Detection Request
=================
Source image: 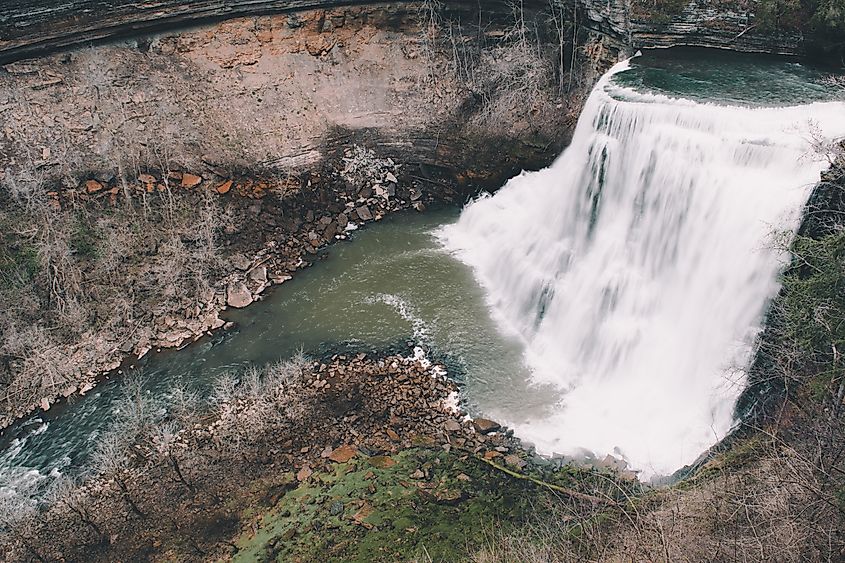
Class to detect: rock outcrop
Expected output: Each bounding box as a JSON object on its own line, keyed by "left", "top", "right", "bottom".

{"left": 578, "top": 0, "right": 803, "bottom": 56}
{"left": 0, "top": 0, "right": 811, "bottom": 66}
{"left": 1, "top": 0, "right": 529, "bottom": 63}
{"left": 0, "top": 0, "right": 370, "bottom": 62}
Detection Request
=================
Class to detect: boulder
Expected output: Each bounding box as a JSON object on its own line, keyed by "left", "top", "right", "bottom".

{"left": 368, "top": 456, "right": 396, "bottom": 469}
{"left": 181, "top": 173, "right": 202, "bottom": 188}
{"left": 356, "top": 205, "right": 373, "bottom": 221}
{"left": 271, "top": 273, "right": 293, "bottom": 285}
{"left": 216, "top": 180, "right": 233, "bottom": 194}
{"left": 328, "top": 445, "right": 358, "bottom": 463}
{"left": 296, "top": 466, "right": 313, "bottom": 482}
{"left": 599, "top": 454, "right": 628, "bottom": 472}
{"left": 504, "top": 454, "right": 527, "bottom": 469}
{"left": 249, "top": 266, "right": 267, "bottom": 284}
{"left": 472, "top": 418, "right": 501, "bottom": 434}
{"left": 85, "top": 179, "right": 104, "bottom": 193}
{"left": 323, "top": 221, "right": 338, "bottom": 240}
{"left": 226, "top": 282, "right": 253, "bottom": 308}
{"left": 231, "top": 254, "right": 252, "bottom": 271}
{"left": 444, "top": 419, "right": 462, "bottom": 432}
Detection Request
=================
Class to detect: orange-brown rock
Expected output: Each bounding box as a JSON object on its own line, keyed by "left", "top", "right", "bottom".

{"left": 181, "top": 173, "right": 202, "bottom": 188}
{"left": 305, "top": 36, "right": 334, "bottom": 57}
{"left": 296, "top": 466, "right": 313, "bottom": 482}
{"left": 353, "top": 502, "right": 373, "bottom": 526}
{"left": 328, "top": 445, "right": 357, "bottom": 463}
{"left": 216, "top": 180, "right": 233, "bottom": 194}
{"left": 85, "top": 179, "right": 103, "bottom": 193}
{"left": 368, "top": 456, "right": 396, "bottom": 469}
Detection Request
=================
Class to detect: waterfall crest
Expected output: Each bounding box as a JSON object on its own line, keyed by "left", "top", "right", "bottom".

{"left": 439, "top": 60, "right": 845, "bottom": 478}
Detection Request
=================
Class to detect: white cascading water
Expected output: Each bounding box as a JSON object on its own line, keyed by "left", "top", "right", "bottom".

{"left": 440, "top": 60, "right": 845, "bottom": 479}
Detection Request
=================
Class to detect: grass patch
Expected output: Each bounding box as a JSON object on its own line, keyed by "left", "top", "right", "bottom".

{"left": 232, "top": 448, "right": 574, "bottom": 562}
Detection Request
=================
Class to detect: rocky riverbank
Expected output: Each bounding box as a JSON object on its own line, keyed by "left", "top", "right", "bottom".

{"left": 0, "top": 146, "right": 467, "bottom": 429}
{"left": 0, "top": 347, "right": 639, "bottom": 562}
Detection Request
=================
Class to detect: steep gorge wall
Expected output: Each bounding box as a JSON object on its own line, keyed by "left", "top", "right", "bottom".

{"left": 1, "top": 0, "right": 551, "bottom": 63}
{"left": 578, "top": 0, "right": 803, "bottom": 56}
{"left": 1, "top": 0, "right": 806, "bottom": 64}
{"left": 0, "top": 1, "right": 387, "bottom": 62}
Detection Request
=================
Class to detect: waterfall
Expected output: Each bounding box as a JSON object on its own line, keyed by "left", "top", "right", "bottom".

{"left": 439, "top": 60, "right": 845, "bottom": 478}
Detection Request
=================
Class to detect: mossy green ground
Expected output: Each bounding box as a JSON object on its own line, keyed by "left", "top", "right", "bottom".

{"left": 233, "top": 448, "right": 558, "bottom": 562}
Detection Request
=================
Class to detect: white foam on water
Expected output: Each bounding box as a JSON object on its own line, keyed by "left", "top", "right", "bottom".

{"left": 368, "top": 293, "right": 432, "bottom": 343}
{"left": 439, "top": 60, "right": 845, "bottom": 479}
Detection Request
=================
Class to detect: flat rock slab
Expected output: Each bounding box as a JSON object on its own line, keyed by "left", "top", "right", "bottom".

{"left": 328, "top": 444, "right": 358, "bottom": 463}
{"left": 472, "top": 418, "right": 500, "bottom": 434}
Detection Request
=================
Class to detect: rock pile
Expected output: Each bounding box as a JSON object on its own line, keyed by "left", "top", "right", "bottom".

{"left": 185, "top": 348, "right": 529, "bottom": 480}
{"left": 288, "top": 351, "right": 527, "bottom": 475}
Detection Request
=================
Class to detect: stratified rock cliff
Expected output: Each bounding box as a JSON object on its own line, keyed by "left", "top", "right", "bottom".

{"left": 578, "top": 0, "right": 803, "bottom": 56}
{"left": 0, "top": 0, "right": 810, "bottom": 63}
{"left": 0, "top": 0, "right": 403, "bottom": 62}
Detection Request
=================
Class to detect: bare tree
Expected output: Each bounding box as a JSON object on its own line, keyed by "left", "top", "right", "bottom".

{"left": 151, "top": 420, "right": 193, "bottom": 491}
{"left": 0, "top": 478, "right": 48, "bottom": 562}
{"left": 46, "top": 475, "right": 107, "bottom": 544}
{"left": 89, "top": 428, "right": 145, "bottom": 519}
{"left": 168, "top": 381, "right": 201, "bottom": 425}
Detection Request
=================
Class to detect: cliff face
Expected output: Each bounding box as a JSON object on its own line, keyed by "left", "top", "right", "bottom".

{"left": 578, "top": 0, "right": 803, "bottom": 56}
{"left": 1, "top": 0, "right": 808, "bottom": 64}
{"left": 0, "top": 0, "right": 414, "bottom": 62}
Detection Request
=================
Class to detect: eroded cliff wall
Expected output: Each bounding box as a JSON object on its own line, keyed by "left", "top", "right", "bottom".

{"left": 0, "top": 1, "right": 385, "bottom": 62}
{"left": 578, "top": 0, "right": 803, "bottom": 56}
{"left": 1, "top": 0, "right": 809, "bottom": 65}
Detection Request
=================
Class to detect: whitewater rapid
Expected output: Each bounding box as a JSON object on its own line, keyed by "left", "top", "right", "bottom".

{"left": 439, "top": 60, "right": 845, "bottom": 478}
